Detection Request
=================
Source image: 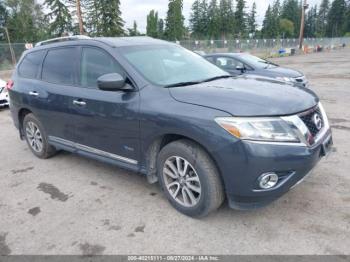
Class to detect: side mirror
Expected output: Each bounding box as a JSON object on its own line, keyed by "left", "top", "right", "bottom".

{"left": 236, "top": 65, "right": 246, "bottom": 72}
{"left": 97, "top": 73, "right": 132, "bottom": 91}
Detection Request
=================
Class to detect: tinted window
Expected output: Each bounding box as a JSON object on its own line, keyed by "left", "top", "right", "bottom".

{"left": 81, "top": 47, "right": 123, "bottom": 88}
{"left": 19, "top": 51, "right": 45, "bottom": 79}
{"left": 42, "top": 48, "right": 77, "bottom": 85}
{"left": 216, "top": 57, "right": 244, "bottom": 70}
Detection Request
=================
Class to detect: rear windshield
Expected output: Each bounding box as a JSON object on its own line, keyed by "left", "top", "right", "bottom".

{"left": 18, "top": 50, "right": 46, "bottom": 79}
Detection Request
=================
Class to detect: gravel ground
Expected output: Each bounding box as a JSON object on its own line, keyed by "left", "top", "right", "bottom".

{"left": 0, "top": 49, "right": 349, "bottom": 255}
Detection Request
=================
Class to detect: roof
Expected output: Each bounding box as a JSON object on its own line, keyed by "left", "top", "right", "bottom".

{"left": 95, "top": 36, "right": 171, "bottom": 47}
{"left": 34, "top": 36, "right": 172, "bottom": 49}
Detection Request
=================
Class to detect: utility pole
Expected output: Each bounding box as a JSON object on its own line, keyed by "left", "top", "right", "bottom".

{"left": 76, "top": 0, "right": 84, "bottom": 35}
{"left": 4, "top": 27, "right": 16, "bottom": 66}
{"left": 298, "top": 0, "right": 309, "bottom": 49}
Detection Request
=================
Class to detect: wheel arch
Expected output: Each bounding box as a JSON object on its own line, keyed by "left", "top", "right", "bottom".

{"left": 18, "top": 108, "right": 33, "bottom": 139}
{"left": 144, "top": 133, "right": 223, "bottom": 186}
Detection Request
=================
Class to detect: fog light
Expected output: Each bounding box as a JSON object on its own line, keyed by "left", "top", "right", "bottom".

{"left": 259, "top": 173, "right": 279, "bottom": 189}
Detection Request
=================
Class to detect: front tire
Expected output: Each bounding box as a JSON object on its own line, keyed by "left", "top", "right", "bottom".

{"left": 157, "top": 139, "right": 224, "bottom": 218}
{"left": 23, "top": 113, "right": 56, "bottom": 159}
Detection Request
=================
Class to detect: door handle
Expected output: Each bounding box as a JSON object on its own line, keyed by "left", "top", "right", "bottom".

{"left": 29, "top": 91, "right": 39, "bottom": 96}
{"left": 73, "top": 100, "right": 86, "bottom": 106}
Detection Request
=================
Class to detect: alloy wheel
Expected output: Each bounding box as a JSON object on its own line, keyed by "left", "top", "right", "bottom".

{"left": 25, "top": 121, "right": 43, "bottom": 153}
{"left": 162, "top": 156, "right": 202, "bottom": 207}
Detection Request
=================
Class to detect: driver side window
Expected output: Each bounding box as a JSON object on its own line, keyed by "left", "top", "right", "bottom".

{"left": 81, "top": 47, "right": 123, "bottom": 88}
{"left": 216, "top": 57, "right": 244, "bottom": 70}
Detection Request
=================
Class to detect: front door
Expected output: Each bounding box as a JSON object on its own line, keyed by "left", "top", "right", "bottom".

{"left": 67, "top": 46, "right": 140, "bottom": 166}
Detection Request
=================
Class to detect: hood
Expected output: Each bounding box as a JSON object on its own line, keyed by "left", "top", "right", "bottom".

{"left": 169, "top": 77, "right": 318, "bottom": 116}
{"left": 264, "top": 66, "right": 303, "bottom": 78}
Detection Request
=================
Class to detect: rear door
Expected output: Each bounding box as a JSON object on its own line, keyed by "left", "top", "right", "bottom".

{"left": 66, "top": 46, "right": 140, "bottom": 166}
{"left": 37, "top": 47, "right": 80, "bottom": 142}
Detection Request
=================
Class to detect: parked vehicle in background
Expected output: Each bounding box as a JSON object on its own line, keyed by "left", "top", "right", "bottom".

{"left": 0, "top": 79, "right": 9, "bottom": 107}
{"left": 205, "top": 53, "right": 309, "bottom": 88}
{"left": 8, "top": 36, "right": 332, "bottom": 218}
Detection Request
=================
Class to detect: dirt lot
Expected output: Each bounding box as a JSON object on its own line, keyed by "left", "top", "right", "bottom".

{"left": 0, "top": 49, "right": 350, "bottom": 255}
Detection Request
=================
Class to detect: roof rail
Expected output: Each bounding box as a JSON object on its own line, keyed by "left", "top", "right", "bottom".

{"left": 35, "top": 35, "right": 91, "bottom": 47}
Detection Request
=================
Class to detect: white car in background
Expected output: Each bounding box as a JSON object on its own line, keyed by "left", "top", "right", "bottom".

{"left": 0, "top": 79, "right": 9, "bottom": 107}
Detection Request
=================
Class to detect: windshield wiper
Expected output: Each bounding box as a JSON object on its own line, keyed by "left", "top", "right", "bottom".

{"left": 164, "top": 81, "right": 201, "bottom": 88}
{"left": 200, "top": 75, "right": 231, "bottom": 83}
{"left": 164, "top": 75, "right": 231, "bottom": 88}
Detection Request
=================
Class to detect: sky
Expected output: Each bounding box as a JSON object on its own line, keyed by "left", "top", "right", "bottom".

{"left": 121, "top": 0, "right": 322, "bottom": 33}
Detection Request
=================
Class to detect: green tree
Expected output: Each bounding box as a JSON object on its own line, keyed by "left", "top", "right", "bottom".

{"left": 147, "top": 10, "right": 158, "bottom": 37}
{"left": 281, "top": 0, "right": 301, "bottom": 37}
{"left": 44, "top": 0, "right": 71, "bottom": 37}
{"left": 262, "top": 5, "right": 274, "bottom": 38}
{"left": 5, "top": 0, "right": 48, "bottom": 42}
{"left": 165, "top": 0, "right": 185, "bottom": 40}
{"left": 207, "top": 0, "right": 220, "bottom": 39}
{"left": 316, "top": 0, "right": 329, "bottom": 37}
{"left": 327, "top": 0, "right": 347, "bottom": 37}
{"left": 234, "top": 0, "right": 247, "bottom": 37}
{"left": 128, "top": 21, "right": 140, "bottom": 36}
{"left": 158, "top": 18, "right": 164, "bottom": 39}
{"left": 84, "top": 0, "right": 124, "bottom": 37}
{"left": 247, "top": 2, "right": 257, "bottom": 37}
{"left": 190, "top": 0, "right": 201, "bottom": 37}
{"left": 280, "top": 18, "right": 294, "bottom": 38}
{"left": 0, "top": 1, "right": 8, "bottom": 42}
{"left": 305, "top": 5, "right": 317, "bottom": 37}
{"left": 271, "top": 0, "right": 281, "bottom": 37}
{"left": 219, "top": 0, "right": 234, "bottom": 38}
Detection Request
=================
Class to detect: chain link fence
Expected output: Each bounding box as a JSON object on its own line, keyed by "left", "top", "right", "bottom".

{"left": 0, "top": 37, "right": 349, "bottom": 78}
{"left": 178, "top": 37, "right": 350, "bottom": 57}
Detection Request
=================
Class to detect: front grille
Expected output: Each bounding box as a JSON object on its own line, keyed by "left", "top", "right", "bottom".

{"left": 0, "top": 99, "right": 8, "bottom": 105}
{"left": 299, "top": 106, "right": 324, "bottom": 137}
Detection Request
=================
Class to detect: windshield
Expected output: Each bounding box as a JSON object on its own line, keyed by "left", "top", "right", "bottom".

{"left": 121, "top": 45, "right": 229, "bottom": 86}
{"left": 238, "top": 54, "right": 277, "bottom": 69}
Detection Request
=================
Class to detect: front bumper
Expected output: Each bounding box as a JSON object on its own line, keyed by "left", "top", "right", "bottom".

{"left": 222, "top": 129, "right": 332, "bottom": 210}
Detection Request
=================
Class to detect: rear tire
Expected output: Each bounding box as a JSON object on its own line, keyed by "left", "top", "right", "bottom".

{"left": 157, "top": 139, "right": 224, "bottom": 218}
{"left": 23, "top": 113, "right": 56, "bottom": 159}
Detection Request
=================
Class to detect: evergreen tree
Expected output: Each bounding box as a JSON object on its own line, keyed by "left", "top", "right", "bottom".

{"left": 262, "top": 5, "right": 274, "bottom": 38}
{"left": 165, "top": 0, "right": 185, "bottom": 40}
{"left": 327, "top": 0, "right": 347, "bottom": 37}
{"left": 235, "top": 0, "right": 247, "bottom": 37}
{"left": 219, "top": 0, "right": 234, "bottom": 39}
{"left": 344, "top": 2, "right": 350, "bottom": 34}
{"left": 44, "top": 0, "right": 72, "bottom": 37}
{"left": 128, "top": 21, "right": 140, "bottom": 36}
{"left": 158, "top": 18, "right": 164, "bottom": 39}
{"left": 271, "top": 0, "right": 281, "bottom": 37}
{"left": 281, "top": 0, "right": 301, "bottom": 37}
{"left": 207, "top": 0, "right": 220, "bottom": 39}
{"left": 305, "top": 5, "right": 317, "bottom": 37}
{"left": 0, "top": 1, "right": 8, "bottom": 42}
{"left": 247, "top": 2, "right": 257, "bottom": 37}
{"left": 147, "top": 10, "right": 158, "bottom": 38}
{"left": 84, "top": 0, "right": 124, "bottom": 37}
{"left": 5, "top": 0, "right": 48, "bottom": 42}
{"left": 316, "top": 0, "right": 329, "bottom": 37}
{"left": 190, "top": 0, "right": 201, "bottom": 38}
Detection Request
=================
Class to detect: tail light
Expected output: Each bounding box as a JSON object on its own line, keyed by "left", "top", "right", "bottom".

{"left": 6, "top": 80, "right": 14, "bottom": 90}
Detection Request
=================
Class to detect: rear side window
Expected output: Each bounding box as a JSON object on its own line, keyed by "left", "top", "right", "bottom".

{"left": 18, "top": 51, "right": 45, "bottom": 79}
{"left": 81, "top": 47, "right": 123, "bottom": 88}
{"left": 42, "top": 48, "right": 78, "bottom": 85}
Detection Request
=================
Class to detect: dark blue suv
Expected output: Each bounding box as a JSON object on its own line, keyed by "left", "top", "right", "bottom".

{"left": 8, "top": 36, "right": 333, "bottom": 217}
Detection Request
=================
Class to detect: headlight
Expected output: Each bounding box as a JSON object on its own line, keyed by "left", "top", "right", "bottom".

{"left": 276, "top": 77, "right": 294, "bottom": 83}
{"left": 215, "top": 117, "right": 302, "bottom": 143}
